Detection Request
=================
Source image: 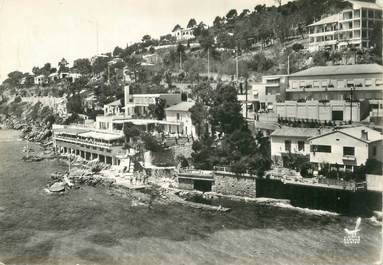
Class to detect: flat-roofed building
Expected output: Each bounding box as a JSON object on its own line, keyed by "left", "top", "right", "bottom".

{"left": 125, "top": 93, "right": 182, "bottom": 118}
{"left": 308, "top": 0, "right": 382, "bottom": 52}
{"left": 52, "top": 124, "right": 126, "bottom": 166}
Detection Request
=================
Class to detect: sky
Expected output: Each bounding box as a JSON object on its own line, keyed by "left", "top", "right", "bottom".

{"left": 0, "top": 0, "right": 284, "bottom": 81}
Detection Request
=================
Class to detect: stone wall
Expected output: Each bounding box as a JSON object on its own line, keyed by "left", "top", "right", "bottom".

{"left": 212, "top": 172, "right": 257, "bottom": 198}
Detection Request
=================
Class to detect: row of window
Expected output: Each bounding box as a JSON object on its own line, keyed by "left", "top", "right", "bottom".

{"left": 285, "top": 142, "right": 362, "bottom": 156}
{"left": 284, "top": 140, "right": 305, "bottom": 152}
{"left": 290, "top": 79, "right": 383, "bottom": 90}
{"left": 342, "top": 9, "right": 382, "bottom": 20}
{"left": 309, "top": 145, "right": 355, "bottom": 155}
{"left": 310, "top": 19, "right": 379, "bottom": 34}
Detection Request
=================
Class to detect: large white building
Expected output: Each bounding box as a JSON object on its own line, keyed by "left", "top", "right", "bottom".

{"left": 277, "top": 64, "right": 383, "bottom": 122}
{"left": 164, "top": 101, "right": 196, "bottom": 138}
{"left": 308, "top": 0, "right": 382, "bottom": 52}
{"left": 309, "top": 126, "right": 382, "bottom": 171}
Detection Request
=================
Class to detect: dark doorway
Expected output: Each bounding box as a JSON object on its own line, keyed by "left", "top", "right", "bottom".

{"left": 193, "top": 180, "right": 212, "bottom": 192}
{"left": 332, "top": 110, "right": 343, "bottom": 121}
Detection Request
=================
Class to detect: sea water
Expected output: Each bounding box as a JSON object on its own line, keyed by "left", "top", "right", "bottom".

{"left": 0, "top": 129, "right": 380, "bottom": 265}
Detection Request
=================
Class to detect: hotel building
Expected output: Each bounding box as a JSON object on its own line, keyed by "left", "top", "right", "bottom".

{"left": 307, "top": 0, "right": 382, "bottom": 52}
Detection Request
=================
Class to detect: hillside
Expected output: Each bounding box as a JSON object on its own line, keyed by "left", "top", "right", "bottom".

{"left": 0, "top": 0, "right": 381, "bottom": 120}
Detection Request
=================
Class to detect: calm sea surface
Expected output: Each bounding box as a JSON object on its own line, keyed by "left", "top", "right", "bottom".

{"left": 0, "top": 129, "right": 381, "bottom": 265}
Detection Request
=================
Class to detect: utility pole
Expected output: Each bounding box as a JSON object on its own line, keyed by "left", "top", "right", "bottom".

{"left": 245, "top": 77, "right": 248, "bottom": 120}
{"left": 287, "top": 54, "right": 290, "bottom": 75}
{"left": 107, "top": 64, "right": 110, "bottom": 84}
{"left": 235, "top": 49, "right": 239, "bottom": 81}
{"left": 207, "top": 48, "right": 210, "bottom": 79}
{"left": 350, "top": 84, "right": 354, "bottom": 123}
{"left": 179, "top": 51, "right": 182, "bottom": 70}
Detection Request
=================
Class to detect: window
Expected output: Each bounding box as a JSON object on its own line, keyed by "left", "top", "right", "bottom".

{"left": 343, "top": 146, "right": 355, "bottom": 156}
{"left": 373, "top": 146, "right": 377, "bottom": 156}
{"left": 368, "top": 10, "right": 374, "bottom": 18}
{"left": 365, "top": 79, "right": 373, "bottom": 87}
{"left": 376, "top": 10, "right": 382, "bottom": 19}
{"left": 298, "top": 141, "right": 305, "bottom": 151}
{"left": 285, "top": 140, "right": 291, "bottom": 152}
{"left": 311, "top": 145, "right": 332, "bottom": 153}
{"left": 176, "top": 113, "right": 180, "bottom": 120}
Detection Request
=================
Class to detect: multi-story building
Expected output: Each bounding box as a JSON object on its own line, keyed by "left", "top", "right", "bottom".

{"left": 309, "top": 126, "right": 382, "bottom": 171}
{"left": 164, "top": 101, "right": 196, "bottom": 138}
{"left": 287, "top": 64, "right": 383, "bottom": 101}
{"left": 125, "top": 93, "right": 182, "bottom": 118}
{"left": 52, "top": 124, "right": 126, "bottom": 166}
{"left": 308, "top": 0, "right": 382, "bottom": 52}
{"left": 276, "top": 63, "right": 383, "bottom": 122}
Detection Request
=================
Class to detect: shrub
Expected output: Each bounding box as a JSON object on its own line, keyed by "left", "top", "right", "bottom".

{"left": 176, "top": 155, "right": 189, "bottom": 168}
{"left": 141, "top": 133, "right": 164, "bottom": 152}
{"left": 292, "top": 43, "right": 304, "bottom": 52}
{"left": 13, "top": 96, "right": 22, "bottom": 103}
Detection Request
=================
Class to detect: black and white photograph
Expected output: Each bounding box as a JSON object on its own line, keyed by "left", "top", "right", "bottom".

{"left": 0, "top": 0, "right": 382, "bottom": 264}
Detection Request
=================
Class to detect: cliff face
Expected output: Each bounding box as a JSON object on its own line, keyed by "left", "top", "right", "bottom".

{"left": 0, "top": 98, "right": 60, "bottom": 143}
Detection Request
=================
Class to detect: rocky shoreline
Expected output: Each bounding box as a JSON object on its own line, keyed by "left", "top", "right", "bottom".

{"left": 2, "top": 116, "right": 53, "bottom": 143}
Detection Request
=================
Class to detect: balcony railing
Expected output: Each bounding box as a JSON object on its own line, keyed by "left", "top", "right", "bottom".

{"left": 54, "top": 135, "right": 122, "bottom": 149}
{"left": 342, "top": 155, "right": 356, "bottom": 161}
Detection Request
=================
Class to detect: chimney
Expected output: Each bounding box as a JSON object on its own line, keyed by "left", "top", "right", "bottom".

{"left": 361, "top": 129, "right": 368, "bottom": 141}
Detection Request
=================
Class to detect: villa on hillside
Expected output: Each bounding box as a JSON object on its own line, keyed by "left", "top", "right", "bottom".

{"left": 164, "top": 101, "right": 197, "bottom": 138}
{"left": 103, "top": 99, "right": 123, "bottom": 116}
{"left": 171, "top": 24, "right": 196, "bottom": 42}
{"left": 34, "top": 75, "right": 48, "bottom": 85}
{"left": 124, "top": 93, "right": 182, "bottom": 118}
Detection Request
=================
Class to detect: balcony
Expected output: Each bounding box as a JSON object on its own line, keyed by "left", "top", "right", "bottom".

{"left": 342, "top": 155, "right": 356, "bottom": 162}
{"left": 54, "top": 135, "right": 122, "bottom": 149}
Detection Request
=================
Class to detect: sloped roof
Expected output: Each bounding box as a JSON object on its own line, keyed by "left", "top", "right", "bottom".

{"left": 165, "top": 101, "right": 195, "bottom": 112}
{"left": 271, "top": 127, "right": 331, "bottom": 138}
{"left": 308, "top": 14, "right": 339, "bottom": 27}
{"left": 309, "top": 126, "right": 382, "bottom": 143}
{"left": 172, "top": 24, "right": 183, "bottom": 32}
{"left": 105, "top": 99, "right": 122, "bottom": 106}
{"left": 339, "top": 126, "right": 382, "bottom": 143}
{"left": 290, "top": 64, "right": 383, "bottom": 77}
